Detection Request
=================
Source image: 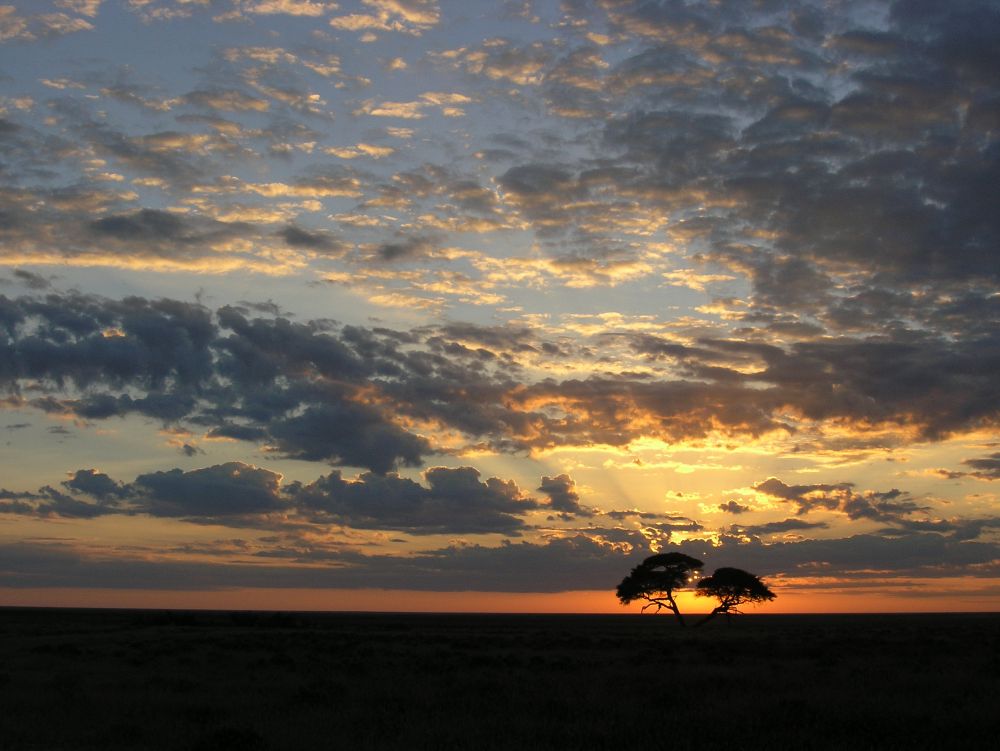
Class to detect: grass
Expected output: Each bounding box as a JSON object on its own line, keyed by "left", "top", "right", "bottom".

{"left": 1, "top": 609, "right": 998, "bottom": 749}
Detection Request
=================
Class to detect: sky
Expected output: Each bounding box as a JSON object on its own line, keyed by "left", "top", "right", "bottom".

{"left": 1, "top": 0, "right": 998, "bottom": 614}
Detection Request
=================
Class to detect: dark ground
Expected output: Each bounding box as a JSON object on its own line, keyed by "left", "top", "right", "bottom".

{"left": 1, "top": 608, "right": 998, "bottom": 750}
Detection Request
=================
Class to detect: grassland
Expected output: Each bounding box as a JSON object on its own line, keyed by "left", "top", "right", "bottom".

{"left": 1, "top": 608, "right": 997, "bottom": 750}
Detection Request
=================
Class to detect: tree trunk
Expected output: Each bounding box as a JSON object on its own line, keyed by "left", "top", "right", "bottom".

{"left": 695, "top": 607, "right": 724, "bottom": 627}
{"left": 667, "top": 594, "right": 687, "bottom": 627}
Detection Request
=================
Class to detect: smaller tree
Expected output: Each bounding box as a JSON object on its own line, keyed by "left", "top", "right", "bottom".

{"left": 694, "top": 567, "right": 775, "bottom": 626}
{"left": 616, "top": 552, "right": 703, "bottom": 626}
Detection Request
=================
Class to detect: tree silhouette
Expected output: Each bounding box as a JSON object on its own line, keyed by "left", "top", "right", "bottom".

{"left": 616, "top": 552, "right": 703, "bottom": 626}
{"left": 695, "top": 567, "right": 775, "bottom": 626}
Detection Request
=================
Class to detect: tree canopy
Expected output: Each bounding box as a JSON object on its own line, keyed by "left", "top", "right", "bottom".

{"left": 615, "top": 552, "right": 704, "bottom": 626}
{"left": 695, "top": 567, "right": 776, "bottom": 626}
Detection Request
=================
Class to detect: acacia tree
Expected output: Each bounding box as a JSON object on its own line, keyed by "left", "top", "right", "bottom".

{"left": 616, "top": 552, "right": 704, "bottom": 626}
{"left": 694, "top": 567, "right": 775, "bottom": 626}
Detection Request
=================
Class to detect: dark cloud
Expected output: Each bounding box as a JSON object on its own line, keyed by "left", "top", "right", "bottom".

{"left": 278, "top": 225, "right": 343, "bottom": 254}
{"left": 294, "top": 465, "right": 537, "bottom": 535}
{"left": 430, "top": 322, "right": 540, "bottom": 355}
{"left": 88, "top": 209, "right": 253, "bottom": 260}
{"left": 36, "top": 485, "right": 118, "bottom": 519}
{"left": 537, "top": 474, "right": 591, "bottom": 516}
{"left": 268, "top": 403, "right": 430, "bottom": 474}
{"left": 3, "top": 458, "right": 543, "bottom": 536}
{"left": 841, "top": 489, "right": 927, "bottom": 523}
{"left": 3, "top": 291, "right": 999, "bottom": 472}
{"left": 206, "top": 423, "right": 268, "bottom": 442}
{"left": 442, "top": 0, "right": 1000, "bottom": 349}
{"left": 180, "top": 443, "right": 201, "bottom": 457}
{"left": 45, "top": 98, "right": 210, "bottom": 186}
{"left": 730, "top": 518, "right": 830, "bottom": 536}
{"left": 0, "top": 482, "right": 120, "bottom": 520}
{"left": 0, "top": 498, "right": 36, "bottom": 515}
{"left": 215, "top": 306, "right": 369, "bottom": 385}
{"left": 132, "top": 462, "right": 286, "bottom": 518}
{"left": 754, "top": 477, "right": 850, "bottom": 515}
{"left": 11, "top": 269, "right": 50, "bottom": 289}
{"left": 374, "top": 234, "right": 440, "bottom": 262}
{"left": 62, "top": 469, "right": 127, "bottom": 500}
{"left": 754, "top": 477, "right": 928, "bottom": 524}
{"left": 880, "top": 516, "right": 1000, "bottom": 542}
{"left": 4, "top": 293, "right": 215, "bottom": 397}
{"left": 719, "top": 501, "right": 751, "bottom": 514}
{"left": 961, "top": 452, "right": 1000, "bottom": 480}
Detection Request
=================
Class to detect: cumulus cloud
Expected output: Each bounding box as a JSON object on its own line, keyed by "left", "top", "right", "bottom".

{"left": 4, "top": 458, "right": 547, "bottom": 536}
{"left": 294, "top": 465, "right": 537, "bottom": 534}
{"left": 537, "top": 474, "right": 591, "bottom": 516}
{"left": 62, "top": 468, "right": 127, "bottom": 500}
{"left": 268, "top": 403, "right": 430, "bottom": 474}
{"left": 132, "top": 462, "right": 287, "bottom": 518}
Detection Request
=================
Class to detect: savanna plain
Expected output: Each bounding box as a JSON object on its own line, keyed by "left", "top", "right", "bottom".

{"left": 1, "top": 608, "right": 998, "bottom": 750}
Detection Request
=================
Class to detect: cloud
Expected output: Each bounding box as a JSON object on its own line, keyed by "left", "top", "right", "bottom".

{"left": 373, "top": 233, "right": 439, "bottom": 262}
{"left": 267, "top": 403, "right": 430, "bottom": 473}
{"left": 753, "top": 478, "right": 929, "bottom": 524}
{"left": 3, "top": 457, "right": 546, "bottom": 536}
{"left": 329, "top": 0, "right": 439, "bottom": 35}
{"left": 195, "top": 173, "right": 362, "bottom": 198}
{"left": 4, "top": 293, "right": 215, "bottom": 392}
{"left": 0, "top": 6, "right": 93, "bottom": 42}
{"left": 0, "top": 480, "right": 120, "bottom": 519}
{"left": 294, "top": 465, "right": 537, "bottom": 534}
{"left": 62, "top": 469, "right": 127, "bottom": 500}
{"left": 728, "top": 518, "right": 830, "bottom": 536}
{"left": 10, "top": 269, "right": 50, "bottom": 289}
{"left": 240, "top": 1, "right": 336, "bottom": 17}
{"left": 55, "top": 1, "right": 103, "bottom": 18}
{"left": 278, "top": 224, "right": 343, "bottom": 254}
{"left": 537, "top": 474, "right": 590, "bottom": 516}
{"left": 352, "top": 99, "right": 426, "bottom": 119}
{"left": 718, "top": 500, "right": 751, "bottom": 514}
{"left": 3, "top": 528, "right": 998, "bottom": 593}
{"left": 88, "top": 209, "right": 253, "bottom": 259}
{"left": 3, "top": 291, "right": 999, "bottom": 473}
{"left": 753, "top": 477, "right": 850, "bottom": 515}
{"left": 435, "top": 39, "right": 551, "bottom": 85}
{"left": 183, "top": 89, "right": 270, "bottom": 112}
{"left": 961, "top": 452, "right": 1000, "bottom": 481}
{"left": 133, "top": 462, "right": 287, "bottom": 518}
